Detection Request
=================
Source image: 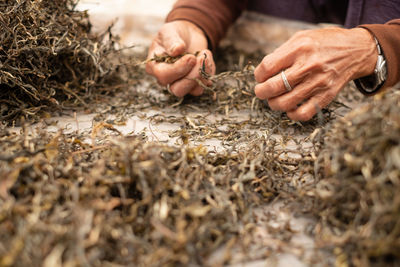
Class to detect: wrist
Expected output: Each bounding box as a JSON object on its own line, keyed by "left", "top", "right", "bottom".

{"left": 354, "top": 33, "right": 387, "bottom": 94}
{"left": 350, "top": 28, "right": 379, "bottom": 79}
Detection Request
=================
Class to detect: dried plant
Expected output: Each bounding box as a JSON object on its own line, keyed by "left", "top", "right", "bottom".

{"left": 0, "top": 0, "right": 128, "bottom": 123}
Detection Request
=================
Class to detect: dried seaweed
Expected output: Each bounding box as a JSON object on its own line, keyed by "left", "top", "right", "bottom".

{"left": 304, "top": 92, "right": 400, "bottom": 266}
{"left": 0, "top": 118, "right": 316, "bottom": 266}
{"left": 0, "top": 0, "right": 130, "bottom": 123}
{"left": 0, "top": 41, "right": 334, "bottom": 266}
{"left": 1, "top": 2, "right": 394, "bottom": 264}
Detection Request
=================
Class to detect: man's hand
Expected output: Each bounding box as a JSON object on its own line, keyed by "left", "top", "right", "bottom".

{"left": 146, "top": 20, "right": 216, "bottom": 97}
{"left": 254, "top": 27, "right": 378, "bottom": 121}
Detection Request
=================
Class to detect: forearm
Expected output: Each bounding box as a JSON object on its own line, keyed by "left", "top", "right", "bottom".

{"left": 166, "top": 0, "right": 248, "bottom": 50}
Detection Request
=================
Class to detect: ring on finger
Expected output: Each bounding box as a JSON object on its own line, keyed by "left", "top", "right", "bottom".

{"left": 281, "top": 70, "right": 293, "bottom": 92}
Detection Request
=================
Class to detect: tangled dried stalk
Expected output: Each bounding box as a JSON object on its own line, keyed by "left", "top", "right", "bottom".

{"left": 0, "top": 120, "right": 314, "bottom": 266}
{"left": 2, "top": 4, "right": 396, "bottom": 263}
{"left": 308, "top": 92, "right": 400, "bottom": 265}
{"left": 0, "top": 0, "right": 127, "bottom": 123}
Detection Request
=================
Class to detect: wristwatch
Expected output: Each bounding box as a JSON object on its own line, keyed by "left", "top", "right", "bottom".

{"left": 354, "top": 37, "right": 387, "bottom": 94}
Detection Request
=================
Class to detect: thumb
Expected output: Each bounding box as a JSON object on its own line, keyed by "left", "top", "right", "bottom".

{"left": 160, "top": 25, "right": 187, "bottom": 57}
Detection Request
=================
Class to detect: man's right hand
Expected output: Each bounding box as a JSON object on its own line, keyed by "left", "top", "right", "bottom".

{"left": 146, "top": 20, "right": 215, "bottom": 97}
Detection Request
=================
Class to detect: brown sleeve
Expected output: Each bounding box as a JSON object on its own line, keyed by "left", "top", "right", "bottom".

{"left": 166, "top": 0, "right": 248, "bottom": 50}
{"left": 360, "top": 19, "right": 400, "bottom": 90}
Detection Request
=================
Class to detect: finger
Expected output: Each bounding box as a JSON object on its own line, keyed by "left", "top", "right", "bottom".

{"left": 160, "top": 25, "right": 187, "bottom": 56}
{"left": 170, "top": 49, "right": 215, "bottom": 97}
{"left": 145, "top": 43, "right": 166, "bottom": 75}
{"left": 170, "top": 55, "right": 204, "bottom": 97}
{"left": 199, "top": 49, "right": 216, "bottom": 77}
{"left": 190, "top": 86, "right": 204, "bottom": 96}
{"left": 254, "top": 35, "right": 313, "bottom": 83}
{"left": 189, "top": 78, "right": 213, "bottom": 96}
{"left": 267, "top": 76, "right": 328, "bottom": 112}
{"left": 189, "top": 50, "right": 215, "bottom": 96}
{"left": 254, "top": 49, "right": 297, "bottom": 83}
{"left": 170, "top": 76, "right": 198, "bottom": 97}
{"left": 266, "top": 70, "right": 339, "bottom": 112}
{"left": 286, "top": 90, "right": 337, "bottom": 121}
{"left": 254, "top": 67, "right": 305, "bottom": 100}
{"left": 147, "top": 54, "right": 197, "bottom": 86}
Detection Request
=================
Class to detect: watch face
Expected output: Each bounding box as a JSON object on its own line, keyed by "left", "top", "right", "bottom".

{"left": 376, "top": 55, "right": 387, "bottom": 85}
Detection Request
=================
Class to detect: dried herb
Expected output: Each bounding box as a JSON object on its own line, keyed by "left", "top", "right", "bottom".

{"left": 1, "top": 2, "right": 396, "bottom": 265}
{"left": 302, "top": 92, "right": 400, "bottom": 266}
{"left": 0, "top": 119, "right": 317, "bottom": 266}
{"left": 0, "top": 0, "right": 131, "bottom": 123}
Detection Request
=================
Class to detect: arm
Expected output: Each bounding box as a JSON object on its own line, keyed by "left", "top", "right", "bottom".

{"left": 166, "top": 0, "right": 248, "bottom": 50}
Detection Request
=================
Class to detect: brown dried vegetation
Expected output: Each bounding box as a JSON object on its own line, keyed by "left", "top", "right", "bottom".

{"left": 0, "top": 1, "right": 399, "bottom": 266}
{"left": 0, "top": 0, "right": 126, "bottom": 123}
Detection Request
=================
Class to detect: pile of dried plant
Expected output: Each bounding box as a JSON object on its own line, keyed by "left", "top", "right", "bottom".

{"left": 0, "top": 118, "right": 316, "bottom": 266}
{"left": 0, "top": 4, "right": 381, "bottom": 263}
{"left": 0, "top": 0, "right": 127, "bottom": 123}
{"left": 307, "top": 92, "right": 400, "bottom": 265}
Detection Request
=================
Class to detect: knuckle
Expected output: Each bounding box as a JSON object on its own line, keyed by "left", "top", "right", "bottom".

{"left": 302, "top": 59, "right": 323, "bottom": 75}
{"left": 310, "top": 59, "right": 324, "bottom": 71}
{"left": 315, "top": 78, "right": 329, "bottom": 88}
{"left": 296, "top": 36, "right": 317, "bottom": 53}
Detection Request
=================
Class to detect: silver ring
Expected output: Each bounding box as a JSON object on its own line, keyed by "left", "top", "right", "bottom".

{"left": 281, "top": 70, "right": 292, "bottom": 92}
